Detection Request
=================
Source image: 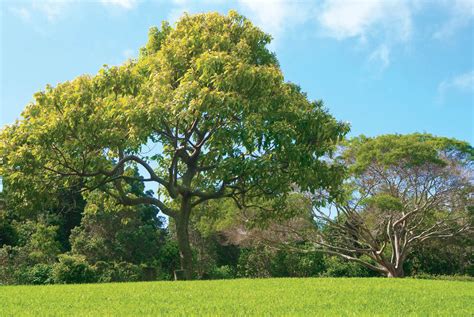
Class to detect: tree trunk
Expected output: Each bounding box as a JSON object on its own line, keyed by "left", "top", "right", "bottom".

{"left": 386, "top": 266, "right": 405, "bottom": 278}
{"left": 174, "top": 200, "right": 193, "bottom": 280}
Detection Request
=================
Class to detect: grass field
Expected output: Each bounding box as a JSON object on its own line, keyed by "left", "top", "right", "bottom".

{"left": 1, "top": 278, "right": 473, "bottom": 316}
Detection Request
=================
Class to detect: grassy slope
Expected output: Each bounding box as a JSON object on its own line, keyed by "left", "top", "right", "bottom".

{"left": 1, "top": 278, "right": 473, "bottom": 316}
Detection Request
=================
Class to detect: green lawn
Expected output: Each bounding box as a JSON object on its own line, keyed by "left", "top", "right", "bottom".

{"left": 1, "top": 278, "right": 473, "bottom": 316}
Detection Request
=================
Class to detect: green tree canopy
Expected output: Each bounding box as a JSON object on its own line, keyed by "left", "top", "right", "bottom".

{"left": 1, "top": 11, "right": 348, "bottom": 279}
{"left": 310, "top": 133, "right": 473, "bottom": 277}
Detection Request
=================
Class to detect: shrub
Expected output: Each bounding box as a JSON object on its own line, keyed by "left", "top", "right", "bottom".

{"left": 322, "top": 256, "right": 377, "bottom": 277}
{"left": 111, "top": 262, "right": 143, "bottom": 282}
{"left": 94, "top": 261, "right": 145, "bottom": 283}
{"left": 94, "top": 261, "right": 113, "bottom": 283}
{"left": 271, "top": 248, "right": 325, "bottom": 278}
{"left": 208, "top": 265, "right": 236, "bottom": 280}
{"left": 0, "top": 246, "right": 21, "bottom": 284}
{"left": 53, "top": 255, "right": 97, "bottom": 284}
{"left": 157, "top": 239, "right": 180, "bottom": 280}
{"left": 17, "top": 264, "right": 54, "bottom": 285}
{"left": 237, "top": 247, "right": 272, "bottom": 278}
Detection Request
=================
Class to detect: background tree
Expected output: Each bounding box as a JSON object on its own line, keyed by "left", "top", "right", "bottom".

{"left": 310, "top": 134, "right": 473, "bottom": 277}
{"left": 0, "top": 11, "right": 348, "bottom": 279}
{"left": 405, "top": 234, "right": 473, "bottom": 276}
{"left": 69, "top": 191, "right": 165, "bottom": 266}
{"left": 188, "top": 195, "right": 327, "bottom": 279}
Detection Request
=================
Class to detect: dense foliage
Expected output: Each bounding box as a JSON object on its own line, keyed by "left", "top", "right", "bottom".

{"left": 0, "top": 11, "right": 348, "bottom": 280}
{"left": 0, "top": 11, "right": 472, "bottom": 284}
{"left": 309, "top": 134, "right": 473, "bottom": 277}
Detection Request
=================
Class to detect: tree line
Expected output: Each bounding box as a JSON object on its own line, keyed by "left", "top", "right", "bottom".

{"left": 0, "top": 11, "right": 472, "bottom": 284}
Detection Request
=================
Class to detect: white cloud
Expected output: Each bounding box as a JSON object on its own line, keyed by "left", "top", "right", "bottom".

{"left": 9, "top": 0, "right": 140, "bottom": 24}
{"left": 10, "top": 0, "right": 71, "bottom": 23}
{"left": 100, "top": 0, "right": 138, "bottom": 10}
{"left": 237, "top": 0, "right": 311, "bottom": 39}
{"left": 167, "top": 7, "right": 191, "bottom": 24}
{"left": 236, "top": 0, "right": 472, "bottom": 46}
{"left": 166, "top": 0, "right": 225, "bottom": 24}
{"left": 173, "top": 0, "right": 225, "bottom": 5}
{"left": 317, "top": 0, "right": 413, "bottom": 43}
{"left": 164, "top": 0, "right": 413, "bottom": 67}
{"left": 172, "top": 0, "right": 191, "bottom": 5}
{"left": 369, "top": 44, "right": 390, "bottom": 70}
{"left": 433, "top": 0, "right": 474, "bottom": 39}
{"left": 438, "top": 70, "right": 474, "bottom": 102}
{"left": 33, "top": 0, "right": 70, "bottom": 22}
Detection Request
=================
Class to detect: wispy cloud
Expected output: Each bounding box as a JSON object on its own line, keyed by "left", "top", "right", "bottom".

{"left": 8, "top": 0, "right": 473, "bottom": 74}
{"left": 317, "top": 0, "right": 413, "bottom": 43}
{"left": 33, "top": 0, "right": 69, "bottom": 21}
{"left": 100, "top": 0, "right": 138, "bottom": 10}
{"left": 433, "top": 0, "right": 474, "bottom": 40}
{"left": 236, "top": 0, "right": 472, "bottom": 48}
{"left": 438, "top": 70, "right": 474, "bottom": 103}
{"left": 369, "top": 44, "right": 390, "bottom": 71}
{"left": 166, "top": 0, "right": 225, "bottom": 24}
{"left": 9, "top": 0, "right": 71, "bottom": 23}
{"left": 236, "top": 0, "right": 414, "bottom": 67}
{"left": 237, "top": 0, "right": 310, "bottom": 40}
{"left": 10, "top": 0, "right": 138, "bottom": 24}
{"left": 167, "top": 0, "right": 192, "bottom": 24}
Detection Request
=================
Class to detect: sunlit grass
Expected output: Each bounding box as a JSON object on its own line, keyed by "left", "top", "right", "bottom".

{"left": 1, "top": 278, "right": 473, "bottom": 316}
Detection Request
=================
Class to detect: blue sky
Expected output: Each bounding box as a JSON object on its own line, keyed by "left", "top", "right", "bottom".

{"left": 1, "top": 0, "right": 473, "bottom": 143}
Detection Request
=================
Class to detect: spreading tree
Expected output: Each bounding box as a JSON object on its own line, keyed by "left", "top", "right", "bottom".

{"left": 310, "top": 134, "right": 473, "bottom": 277}
{"left": 0, "top": 11, "right": 348, "bottom": 279}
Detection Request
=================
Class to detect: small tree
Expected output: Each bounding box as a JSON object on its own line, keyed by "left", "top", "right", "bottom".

{"left": 311, "top": 134, "right": 473, "bottom": 277}
{"left": 0, "top": 11, "right": 348, "bottom": 279}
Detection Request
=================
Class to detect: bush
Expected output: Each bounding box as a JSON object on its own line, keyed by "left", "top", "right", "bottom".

{"left": 156, "top": 239, "right": 180, "bottom": 280}
{"left": 0, "top": 246, "right": 22, "bottom": 284}
{"left": 208, "top": 265, "right": 236, "bottom": 280}
{"left": 53, "top": 255, "right": 97, "bottom": 284}
{"left": 17, "top": 264, "right": 54, "bottom": 285}
{"left": 94, "top": 261, "right": 113, "bottom": 283}
{"left": 237, "top": 247, "right": 272, "bottom": 278}
{"left": 404, "top": 237, "right": 473, "bottom": 277}
{"left": 94, "top": 261, "right": 145, "bottom": 283}
{"left": 271, "top": 248, "right": 325, "bottom": 278}
{"left": 322, "top": 256, "right": 377, "bottom": 277}
{"left": 111, "top": 262, "right": 143, "bottom": 282}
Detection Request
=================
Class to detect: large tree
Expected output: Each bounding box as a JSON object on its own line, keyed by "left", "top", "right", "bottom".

{"left": 309, "top": 134, "right": 473, "bottom": 277}
{"left": 0, "top": 11, "right": 348, "bottom": 279}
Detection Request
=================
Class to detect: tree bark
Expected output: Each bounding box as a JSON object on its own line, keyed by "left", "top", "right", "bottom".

{"left": 386, "top": 266, "right": 405, "bottom": 278}
{"left": 174, "top": 200, "right": 194, "bottom": 280}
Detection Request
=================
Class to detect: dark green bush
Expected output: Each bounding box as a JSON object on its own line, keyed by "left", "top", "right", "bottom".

{"left": 322, "top": 256, "right": 377, "bottom": 277}
{"left": 111, "top": 262, "right": 143, "bottom": 282}
{"left": 237, "top": 246, "right": 326, "bottom": 278}
{"left": 237, "top": 247, "right": 273, "bottom": 278}
{"left": 94, "top": 261, "right": 113, "bottom": 283}
{"left": 156, "top": 239, "right": 180, "bottom": 280}
{"left": 208, "top": 265, "right": 236, "bottom": 280}
{"left": 53, "top": 255, "right": 97, "bottom": 284}
{"left": 17, "top": 263, "right": 54, "bottom": 285}
{"left": 16, "top": 263, "right": 54, "bottom": 285}
{"left": 94, "top": 261, "right": 145, "bottom": 282}
{"left": 271, "top": 248, "right": 325, "bottom": 278}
